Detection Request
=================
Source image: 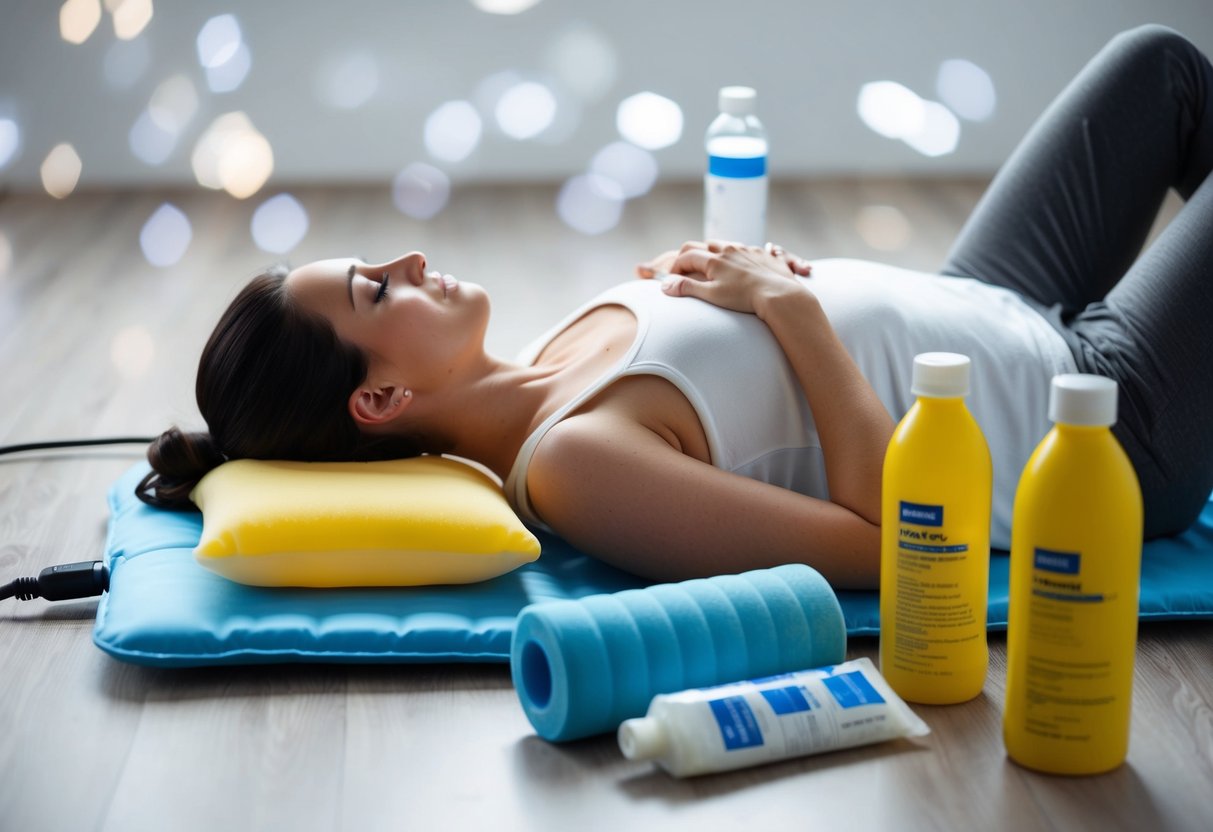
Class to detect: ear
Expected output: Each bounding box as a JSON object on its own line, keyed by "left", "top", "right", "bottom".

{"left": 349, "top": 384, "right": 413, "bottom": 427}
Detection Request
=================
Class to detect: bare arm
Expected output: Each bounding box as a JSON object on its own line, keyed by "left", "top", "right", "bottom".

{"left": 527, "top": 415, "right": 881, "bottom": 588}
{"left": 657, "top": 242, "right": 895, "bottom": 526}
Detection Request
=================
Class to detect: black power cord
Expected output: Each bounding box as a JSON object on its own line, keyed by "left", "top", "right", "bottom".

{"left": 0, "top": 436, "right": 152, "bottom": 602}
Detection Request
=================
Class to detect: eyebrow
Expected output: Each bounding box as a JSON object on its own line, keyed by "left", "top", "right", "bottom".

{"left": 346, "top": 263, "right": 356, "bottom": 310}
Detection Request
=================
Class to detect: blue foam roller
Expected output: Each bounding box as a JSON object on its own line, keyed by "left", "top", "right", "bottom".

{"left": 509, "top": 563, "right": 847, "bottom": 742}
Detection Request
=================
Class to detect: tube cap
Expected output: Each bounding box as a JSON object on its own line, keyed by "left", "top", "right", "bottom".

{"left": 1048, "top": 374, "right": 1118, "bottom": 426}
{"left": 719, "top": 86, "right": 757, "bottom": 115}
{"left": 618, "top": 717, "right": 666, "bottom": 761}
{"left": 911, "top": 352, "right": 970, "bottom": 398}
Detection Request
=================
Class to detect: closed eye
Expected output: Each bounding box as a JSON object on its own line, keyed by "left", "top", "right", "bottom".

{"left": 373, "top": 273, "right": 390, "bottom": 304}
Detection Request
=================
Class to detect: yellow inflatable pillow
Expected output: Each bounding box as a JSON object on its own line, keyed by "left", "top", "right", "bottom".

{"left": 190, "top": 457, "right": 541, "bottom": 588}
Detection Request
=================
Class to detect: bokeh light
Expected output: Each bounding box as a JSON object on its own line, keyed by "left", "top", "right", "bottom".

{"left": 544, "top": 24, "right": 617, "bottom": 102}
{"left": 110, "top": 325, "right": 155, "bottom": 379}
{"left": 937, "top": 59, "right": 996, "bottom": 122}
{"left": 251, "top": 193, "right": 309, "bottom": 253}
{"left": 60, "top": 0, "right": 102, "bottom": 45}
{"left": 495, "top": 81, "right": 557, "bottom": 140}
{"left": 471, "top": 0, "right": 541, "bottom": 14}
{"left": 556, "top": 174, "right": 624, "bottom": 235}
{"left": 129, "top": 109, "right": 176, "bottom": 165}
{"left": 855, "top": 205, "right": 913, "bottom": 251}
{"left": 317, "top": 52, "right": 379, "bottom": 110}
{"left": 589, "top": 141, "right": 658, "bottom": 199}
{"left": 902, "top": 101, "right": 960, "bottom": 157}
{"left": 191, "top": 112, "right": 274, "bottom": 199}
{"left": 206, "top": 43, "right": 251, "bottom": 93}
{"left": 197, "top": 15, "right": 241, "bottom": 68}
{"left": 41, "top": 143, "right": 83, "bottom": 199}
{"left": 424, "top": 101, "right": 482, "bottom": 163}
{"left": 857, "top": 81, "right": 924, "bottom": 140}
{"left": 615, "top": 92, "right": 683, "bottom": 151}
{"left": 108, "top": 0, "right": 152, "bottom": 40}
{"left": 104, "top": 36, "right": 150, "bottom": 89}
{"left": 149, "top": 75, "right": 198, "bottom": 134}
{"left": 0, "top": 119, "right": 20, "bottom": 170}
{"left": 139, "top": 202, "right": 191, "bottom": 266}
{"left": 393, "top": 162, "right": 451, "bottom": 220}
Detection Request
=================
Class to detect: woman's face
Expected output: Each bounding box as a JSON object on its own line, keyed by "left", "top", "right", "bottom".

{"left": 284, "top": 251, "right": 491, "bottom": 391}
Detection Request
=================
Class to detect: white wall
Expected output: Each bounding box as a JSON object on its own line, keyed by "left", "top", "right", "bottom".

{"left": 1, "top": 0, "right": 1210, "bottom": 190}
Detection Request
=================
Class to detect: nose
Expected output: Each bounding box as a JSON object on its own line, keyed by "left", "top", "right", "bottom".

{"left": 383, "top": 251, "right": 427, "bottom": 286}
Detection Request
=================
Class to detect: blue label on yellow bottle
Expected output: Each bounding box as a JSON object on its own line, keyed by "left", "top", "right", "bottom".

{"left": 708, "top": 696, "right": 764, "bottom": 750}
{"left": 900, "top": 501, "right": 943, "bottom": 527}
{"left": 1033, "top": 548, "right": 1081, "bottom": 574}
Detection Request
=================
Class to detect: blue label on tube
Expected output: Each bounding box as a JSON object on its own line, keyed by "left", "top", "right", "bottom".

{"left": 900, "top": 501, "right": 943, "bottom": 527}
{"left": 1033, "top": 548, "right": 1081, "bottom": 575}
{"left": 760, "top": 686, "right": 812, "bottom": 715}
{"left": 822, "top": 671, "right": 886, "bottom": 709}
{"left": 708, "top": 155, "right": 767, "bottom": 179}
{"left": 709, "top": 696, "right": 764, "bottom": 750}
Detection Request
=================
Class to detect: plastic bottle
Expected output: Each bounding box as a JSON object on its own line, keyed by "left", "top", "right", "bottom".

{"left": 879, "top": 352, "right": 993, "bottom": 704}
{"left": 704, "top": 86, "right": 768, "bottom": 245}
{"left": 1003, "top": 374, "right": 1143, "bottom": 775}
{"left": 617, "top": 658, "right": 929, "bottom": 778}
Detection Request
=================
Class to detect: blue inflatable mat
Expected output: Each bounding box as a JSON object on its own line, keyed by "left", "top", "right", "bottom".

{"left": 94, "top": 464, "right": 1213, "bottom": 667}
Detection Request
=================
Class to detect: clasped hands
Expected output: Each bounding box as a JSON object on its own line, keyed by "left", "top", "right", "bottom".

{"left": 635, "top": 240, "right": 813, "bottom": 316}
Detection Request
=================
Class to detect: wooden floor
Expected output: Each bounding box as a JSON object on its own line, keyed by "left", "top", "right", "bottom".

{"left": 1, "top": 179, "right": 1209, "bottom": 832}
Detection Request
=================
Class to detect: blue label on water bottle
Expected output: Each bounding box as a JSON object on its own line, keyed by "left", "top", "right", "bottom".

{"left": 708, "top": 696, "right": 765, "bottom": 750}
{"left": 900, "top": 501, "right": 943, "bottom": 527}
{"left": 708, "top": 155, "right": 767, "bottom": 179}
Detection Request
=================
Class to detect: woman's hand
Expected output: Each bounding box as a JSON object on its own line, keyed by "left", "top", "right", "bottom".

{"left": 637, "top": 240, "right": 813, "bottom": 318}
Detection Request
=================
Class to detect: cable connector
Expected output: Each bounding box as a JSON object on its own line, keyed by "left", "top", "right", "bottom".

{"left": 1, "top": 561, "right": 109, "bottom": 602}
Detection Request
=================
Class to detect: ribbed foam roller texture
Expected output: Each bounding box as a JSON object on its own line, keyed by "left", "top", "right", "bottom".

{"left": 510, "top": 563, "right": 846, "bottom": 742}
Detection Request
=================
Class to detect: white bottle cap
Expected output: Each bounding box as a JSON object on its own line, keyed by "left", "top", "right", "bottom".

{"left": 719, "top": 86, "right": 757, "bottom": 115}
{"left": 617, "top": 717, "right": 667, "bottom": 761}
{"left": 1048, "top": 374, "right": 1118, "bottom": 426}
{"left": 911, "top": 352, "right": 970, "bottom": 398}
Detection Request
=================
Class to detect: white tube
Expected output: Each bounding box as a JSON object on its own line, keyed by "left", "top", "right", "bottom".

{"left": 617, "top": 657, "right": 929, "bottom": 778}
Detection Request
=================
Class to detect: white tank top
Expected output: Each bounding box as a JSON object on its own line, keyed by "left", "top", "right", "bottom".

{"left": 503, "top": 258, "right": 1077, "bottom": 549}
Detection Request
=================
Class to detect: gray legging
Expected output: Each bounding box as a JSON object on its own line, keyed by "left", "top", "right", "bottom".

{"left": 941, "top": 24, "right": 1213, "bottom": 538}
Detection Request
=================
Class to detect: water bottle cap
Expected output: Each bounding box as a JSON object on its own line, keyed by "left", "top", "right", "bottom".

{"left": 911, "top": 352, "right": 970, "bottom": 398}
{"left": 617, "top": 717, "right": 666, "bottom": 761}
{"left": 1049, "top": 374, "right": 1118, "bottom": 426}
{"left": 719, "top": 86, "right": 757, "bottom": 115}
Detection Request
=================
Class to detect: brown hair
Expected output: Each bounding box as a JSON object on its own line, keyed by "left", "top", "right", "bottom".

{"left": 136, "top": 266, "right": 423, "bottom": 509}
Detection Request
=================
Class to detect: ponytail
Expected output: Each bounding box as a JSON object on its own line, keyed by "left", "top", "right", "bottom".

{"left": 136, "top": 426, "right": 226, "bottom": 510}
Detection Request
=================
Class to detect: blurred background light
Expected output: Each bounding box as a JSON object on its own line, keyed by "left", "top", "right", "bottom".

{"left": 936, "top": 58, "right": 997, "bottom": 121}
{"left": 139, "top": 202, "right": 191, "bottom": 266}
{"left": 103, "top": 36, "right": 151, "bottom": 89}
{"left": 543, "top": 23, "right": 617, "bottom": 102}
{"left": 392, "top": 162, "right": 451, "bottom": 220}
{"left": 317, "top": 52, "right": 379, "bottom": 110}
{"left": 857, "top": 81, "right": 924, "bottom": 139}
{"left": 109, "top": 325, "right": 155, "bottom": 379}
{"left": 0, "top": 119, "right": 20, "bottom": 170}
{"left": 589, "top": 141, "right": 658, "bottom": 199}
{"left": 191, "top": 112, "right": 274, "bottom": 198}
{"left": 41, "top": 143, "right": 83, "bottom": 199}
{"left": 615, "top": 92, "right": 683, "bottom": 151}
{"left": 902, "top": 100, "right": 961, "bottom": 157}
{"left": 60, "top": 0, "right": 102, "bottom": 45}
{"left": 855, "top": 205, "right": 913, "bottom": 251}
{"left": 107, "top": 0, "right": 153, "bottom": 40}
{"left": 495, "top": 81, "right": 557, "bottom": 140}
{"left": 129, "top": 109, "right": 176, "bottom": 165}
{"left": 251, "top": 193, "right": 308, "bottom": 253}
{"left": 149, "top": 75, "right": 198, "bottom": 135}
{"left": 197, "top": 14, "right": 242, "bottom": 68}
{"left": 206, "top": 42, "right": 251, "bottom": 93}
{"left": 424, "top": 101, "right": 482, "bottom": 163}
{"left": 556, "top": 173, "right": 624, "bottom": 235}
{"left": 471, "top": 0, "right": 541, "bottom": 14}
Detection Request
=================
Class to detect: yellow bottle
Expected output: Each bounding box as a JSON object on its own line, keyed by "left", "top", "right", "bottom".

{"left": 880, "top": 353, "right": 993, "bottom": 704}
{"left": 1004, "top": 374, "right": 1143, "bottom": 774}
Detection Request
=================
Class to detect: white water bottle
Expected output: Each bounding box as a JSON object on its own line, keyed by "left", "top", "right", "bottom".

{"left": 704, "top": 86, "right": 768, "bottom": 246}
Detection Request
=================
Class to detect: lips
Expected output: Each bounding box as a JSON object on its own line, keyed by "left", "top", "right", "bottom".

{"left": 442, "top": 274, "right": 458, "bottom": 298}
